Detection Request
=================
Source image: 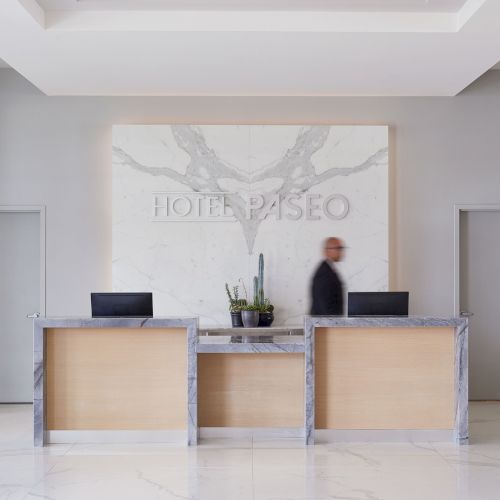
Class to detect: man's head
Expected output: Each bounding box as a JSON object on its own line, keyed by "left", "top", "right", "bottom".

{"left": 324, "top": 237, "right": 345, "bottom": 263}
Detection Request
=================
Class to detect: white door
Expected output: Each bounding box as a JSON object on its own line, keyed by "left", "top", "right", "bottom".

{"left": 0, "top": 211, "right": 40, "bottom": 402}
{"left": 460, "top": 210, "right": 500, "bottom": 400}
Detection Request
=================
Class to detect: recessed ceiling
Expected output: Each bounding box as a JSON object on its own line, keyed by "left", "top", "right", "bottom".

{"left": 0, "top": 0, "right": 498, "bottom": 97}
{"left": 37, "top": 0, "right": 469, "bottom": 12}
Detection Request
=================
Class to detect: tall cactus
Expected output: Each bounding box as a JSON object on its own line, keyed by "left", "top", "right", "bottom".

{"left": 258, "top": 253, "right": 264, "bottom": 306}
{"left": 252, "top": 253, "right": 265, "bottom": 307}
{"left": 253, "top": 276, "right": 259, "bottom": 306}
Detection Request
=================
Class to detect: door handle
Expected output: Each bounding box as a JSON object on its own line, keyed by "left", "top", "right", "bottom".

{"left": 26, "top": 312, "right": 41, "bottom": 319}
{"left": 460, "top": 311, "right": 474, "bottom": 317}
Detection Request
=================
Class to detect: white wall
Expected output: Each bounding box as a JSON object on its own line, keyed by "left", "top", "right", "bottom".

{"left": 1, "top": 68, "right": 499, "bottom": 317}
{"left": 112, "top": 125, "right": 388, "bottom": 324}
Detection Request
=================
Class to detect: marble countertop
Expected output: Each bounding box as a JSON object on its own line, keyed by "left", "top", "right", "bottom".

{"left": 33, "top": 316, "right": 466, "bottom": 332}
{"left": 197, "top": 326, "right": 305, "bottom": 353}
{"left": 305, "top": 316, "right": 466, "bottom": 328}
{"left": 199, "top": 326, "right": 303, "bottom": 335}
{"left": 33, "top": 317, "right": 198, "bottom": 328}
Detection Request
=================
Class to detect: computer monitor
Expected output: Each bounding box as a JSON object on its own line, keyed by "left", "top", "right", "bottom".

{"left": 348, "top": 292, "right": 409, "bottom": 317}
{"left": 91, "top": 292, "right": 153, "bottom": 318}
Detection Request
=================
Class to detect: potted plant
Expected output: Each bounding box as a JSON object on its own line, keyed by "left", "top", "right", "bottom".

{"left": 240, "top": 303, "right": 260, "bottom": 328}
{"left": 225, "top": 283, "right": 247, "bottom": 327}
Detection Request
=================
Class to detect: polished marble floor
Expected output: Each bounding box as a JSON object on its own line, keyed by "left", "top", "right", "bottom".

{"left": 1, "top": 403, "right": 500, "bottom": 500}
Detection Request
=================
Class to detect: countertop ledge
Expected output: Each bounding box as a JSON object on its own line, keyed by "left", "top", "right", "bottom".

{"left": 305, "top": 316, "right": 466, "bottom": 328}
{"left": 33, "top": 317, "right": 198, "bottom": 328}
{"left": 33, "top": 316, "right": 465, "bottom": 329}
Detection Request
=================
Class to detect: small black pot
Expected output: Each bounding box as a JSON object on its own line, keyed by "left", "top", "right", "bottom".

{"left": 230, "top": 312, "right": 243, "bottom": 327}
{"left": 258, "top": 312, "right": 274, "bottom": 327}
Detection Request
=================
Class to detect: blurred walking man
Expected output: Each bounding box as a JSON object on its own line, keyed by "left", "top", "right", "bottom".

{"left": 310, "top": 237, "right": 346, "bottom": 315}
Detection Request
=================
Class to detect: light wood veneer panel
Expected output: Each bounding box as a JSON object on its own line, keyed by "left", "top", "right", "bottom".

{"left": 315, "top": 327, "right": 455, "bottom": 429}
{"left": 198, "top": 353, "right": 304, "bottom": 427}
{"left": 46, "top": 328, "right": 187, "bottom": 430}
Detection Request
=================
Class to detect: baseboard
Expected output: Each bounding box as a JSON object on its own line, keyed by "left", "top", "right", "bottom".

{"left": 199, "top": 427, "right": 304, "bottom": 439}
{"left": 47, "top": 430, "right": 187, "bottom": 444}
{"left": 315, "top": 429, "right": 455, "bottom": 443}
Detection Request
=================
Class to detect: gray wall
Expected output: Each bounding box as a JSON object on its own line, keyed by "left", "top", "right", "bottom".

{"left": 1, "top": 68, "right": 499, "bottom": 317}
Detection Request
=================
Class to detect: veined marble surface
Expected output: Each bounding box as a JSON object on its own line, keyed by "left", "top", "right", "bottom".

{"left": 2, "top": 403, "right": 500, "bottom": 500}
{"left": 34, "top": 316, "right": 198, "bottom": 328}
{"left": 197, "top": 326, "right": 305, "bottom": 353}
{"left": 305, "top": 315, "right": 467, "bottom": 327}
{"left": 199, "top": 326, "right": 303, "bottom": 335}
{"left": 197, "top": 343, "right": 305, "bottom": 353}
{"left": 112, "top": 125, "right": 389, "bottom": 326}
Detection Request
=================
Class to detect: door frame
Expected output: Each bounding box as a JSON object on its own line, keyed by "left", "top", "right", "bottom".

{"left": 0, "top": 205, "right": 46, "bottom": 317}
{"left": 453, "top": 204, "right": 500, "bottom": 316}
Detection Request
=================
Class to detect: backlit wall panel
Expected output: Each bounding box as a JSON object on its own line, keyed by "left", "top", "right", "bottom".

{"left": 112, "top": 125, "right": 388, "bottom": 325}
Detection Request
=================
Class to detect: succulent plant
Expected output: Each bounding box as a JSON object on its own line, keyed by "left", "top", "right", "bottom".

{"left": 225, "top": 283, "right": 247, "bottom": 312}
{"left": 241, "top": 303, "right": 261, "bottom": 311}
{"left": 260, "top": 298, "right": 274, "bottom": 313}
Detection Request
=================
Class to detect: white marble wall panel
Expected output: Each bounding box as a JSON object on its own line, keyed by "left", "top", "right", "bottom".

{"left": 112, "top": 125, "right": 388, "bottom": 325}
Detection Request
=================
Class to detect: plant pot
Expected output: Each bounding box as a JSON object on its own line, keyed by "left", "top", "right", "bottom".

{"left": 241, "top": 310, "right": 259, "bottom": 328}
{"left": 258, "top": 312, "right": 274, "bottom": 327}
{"left": 230, "top": 311, "right": 243, "bottom": 327}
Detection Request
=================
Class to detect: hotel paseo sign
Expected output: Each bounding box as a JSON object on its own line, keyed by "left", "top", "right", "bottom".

{"left": 152, "top": 191, "right": 350, "bottom": 222}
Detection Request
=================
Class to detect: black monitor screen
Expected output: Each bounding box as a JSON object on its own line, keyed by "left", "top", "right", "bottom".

{"left": 91, "top": 293, "right": 153, "bottom": 318}
{"left": 348, "top": 292, "right": 409, "bottom": 317}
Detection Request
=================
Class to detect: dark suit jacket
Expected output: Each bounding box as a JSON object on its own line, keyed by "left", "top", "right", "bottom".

{"left": 310, "top": 260, "right": 344, "bottom": 315}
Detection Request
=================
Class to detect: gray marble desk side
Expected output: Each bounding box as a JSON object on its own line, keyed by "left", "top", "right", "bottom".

{"left": 33, "top": 317, "right": 198, "bottom": 447}
{"left": 303, "top": 316, "right": 469, "bottom": 445}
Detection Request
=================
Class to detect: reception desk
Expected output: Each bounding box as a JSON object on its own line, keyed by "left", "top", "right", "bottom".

{"left": 33, "top": 316, "right": 468, "bottom": 446}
